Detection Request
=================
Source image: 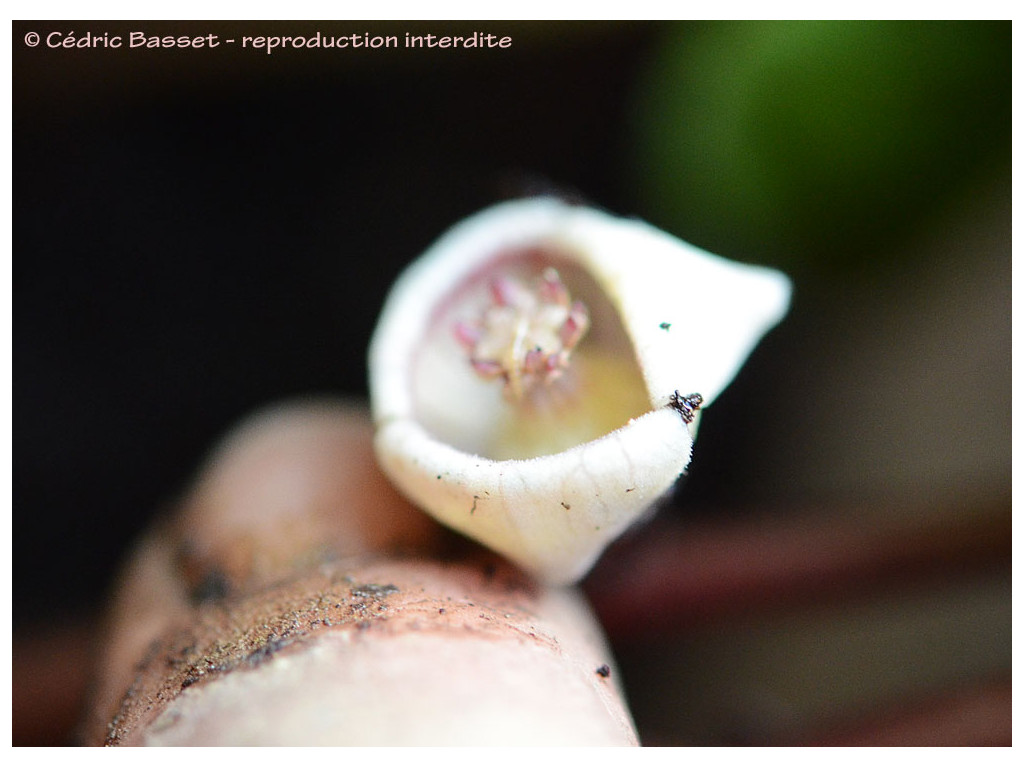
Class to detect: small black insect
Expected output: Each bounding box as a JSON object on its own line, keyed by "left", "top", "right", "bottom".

{"left": 668, "top": 391, "right": 703, "bottom": 424}
{"left": 659, "top": 322, "right": 671, "bottom": 330}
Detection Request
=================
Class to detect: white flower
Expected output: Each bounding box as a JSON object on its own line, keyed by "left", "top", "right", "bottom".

{"left": 369, "top": 198, "right": 791, "bottom": 584}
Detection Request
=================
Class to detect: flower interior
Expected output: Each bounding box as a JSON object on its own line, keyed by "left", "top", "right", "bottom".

{"left": 412, "top": 247, "right": 651, "bottom": 460}
{"left": 453, "top": 267, "right": 589, "bottom": 401}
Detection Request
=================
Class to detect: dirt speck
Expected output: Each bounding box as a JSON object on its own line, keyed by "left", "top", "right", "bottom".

{"left": 349, "top": 583, "right": 399, "bottom": 599}
{"left": 596, "top": 664, "right": 611, "bottom": 678}
{"left": 243, "top": 635, "right": 292, "bottom": 668}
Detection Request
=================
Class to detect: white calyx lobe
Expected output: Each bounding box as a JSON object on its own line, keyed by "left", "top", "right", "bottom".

{"left": 369, "top": 198, "right": 791, "bottom": 585}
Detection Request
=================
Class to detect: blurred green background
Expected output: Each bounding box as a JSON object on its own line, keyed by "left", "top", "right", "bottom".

{"left": 634, "top": 21, "right": 1009, "bottom": 275}
{"left": 14, "top": 20, "right": 1011, "bottom": 745}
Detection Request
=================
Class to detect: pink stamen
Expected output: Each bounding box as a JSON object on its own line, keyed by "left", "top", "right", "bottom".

{"left": 454, "top": 321, "right": 481, "bottom": 349}
{"left": 559, "top": 301, "right": 589, "bottom": 349}
{"left": 489, "top": 277, "right": 519, "bottom": 307}
{"left": 471, "top": 359, "right": 505, "bottom": 379}
{"left": 538, "top": 267, "right": 569, "bottom": 306}
{"left": 523, "top": 347, "right": 546, "bottom": 374}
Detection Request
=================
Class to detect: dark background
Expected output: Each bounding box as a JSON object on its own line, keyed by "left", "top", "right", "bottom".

{"left": 13, "top": 20, "right": 1011, "bottom": 745}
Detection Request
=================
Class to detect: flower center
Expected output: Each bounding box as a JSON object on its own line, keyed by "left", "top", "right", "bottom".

{"left": 454, "top": 267, "right": 590, "bottom": 400}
